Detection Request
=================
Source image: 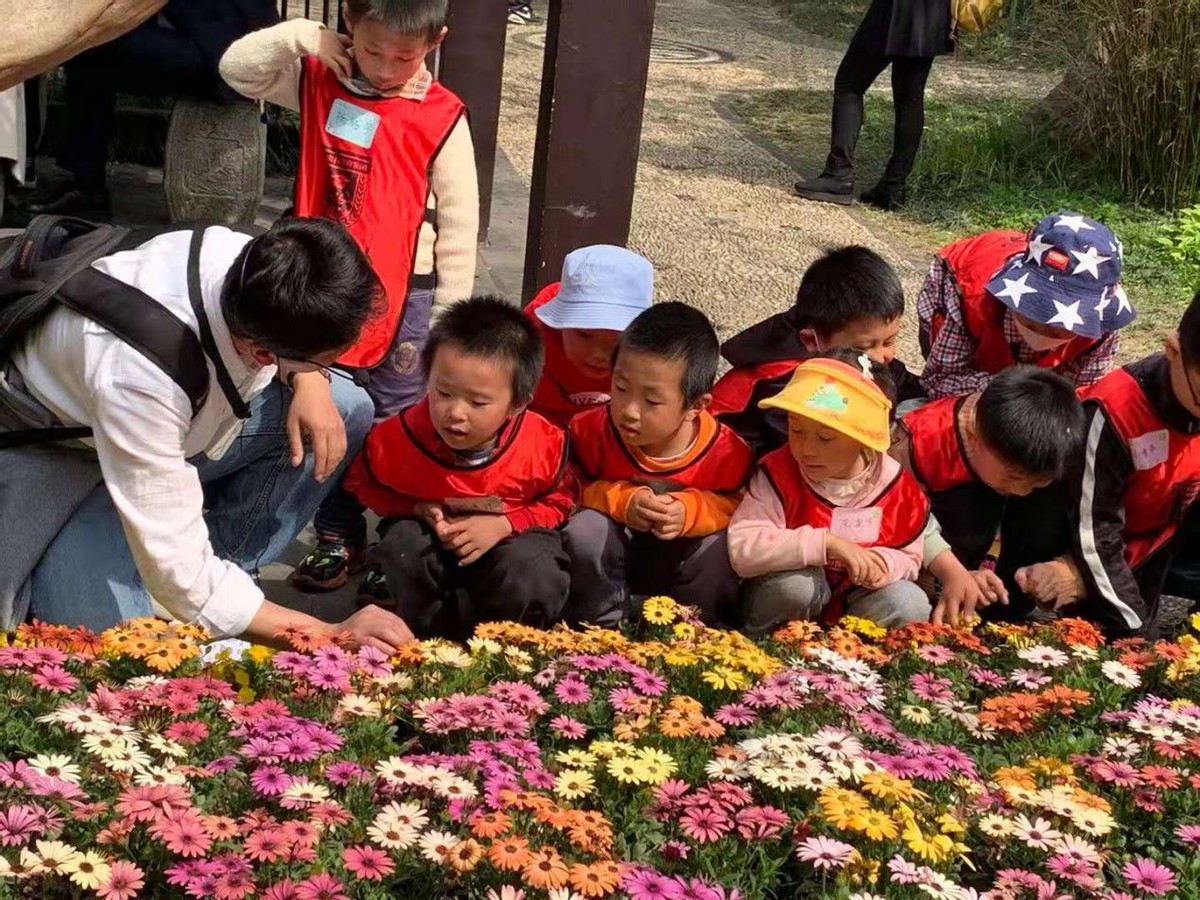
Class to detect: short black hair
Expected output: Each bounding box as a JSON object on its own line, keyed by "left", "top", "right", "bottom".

{"left": 820, "top": 348, "right": 897, "bottom": 405}
{"left": 222, "top": 217, "right": 382, "bottom": 360}
{"left": 344, "top": 0, "right": 448, "bottom": 41}
{"left": 793, "top": 245, "right": 905, "bottom": 336}
{"left": 616, "top": 302, "right": 719, "bottom": 405}
{"left": 976, "top": 366, "right": 1085, "bottom": 478}
{"left": 1179, "top": 290, "right": 1200, "bottom": 364}
{"left": 421, "top": 296, "right": 543, "bottom": 406}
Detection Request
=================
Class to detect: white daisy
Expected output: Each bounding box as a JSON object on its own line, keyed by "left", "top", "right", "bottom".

{"left": 1017, "top": 645, "right": 1070, "bottom": 668}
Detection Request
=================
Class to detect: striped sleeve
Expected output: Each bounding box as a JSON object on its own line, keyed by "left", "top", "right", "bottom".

{"left": 1069, "top": 403, "right": 1147, "bottom": 632}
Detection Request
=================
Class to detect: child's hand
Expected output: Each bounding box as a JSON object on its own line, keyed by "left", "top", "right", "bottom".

{"left": 1015, "top": 557, "right": 1085, "bottom": 610}
{"left": 318, "top": 28, "right": 353, "bottom": 79}
{"left": 625, "top": 488, "right": 661, "bottom": 532}
{"left": 650, "top": 495, "right": 687, "bottom": 541}
{"left": 438, "top": 515, "right": 514, "bottom": 566}
{"left": 413, "top": 502, "right": 446, "bottom": 530}
{"left": 971, "top": 569, "right": 1009, "bottom": 608}
{"left": 826, "top": 534, "right": 889, "bottom": 587}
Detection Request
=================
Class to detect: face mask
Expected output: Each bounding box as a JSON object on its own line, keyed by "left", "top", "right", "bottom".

{"left": 1015, "top": 318, "right": 1072, "bottom": 352}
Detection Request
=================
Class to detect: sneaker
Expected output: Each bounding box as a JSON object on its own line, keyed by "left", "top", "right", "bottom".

{"left": 507, "top": 3, "right": 533, "bottom": 23}
{"left": 792, "top": 173, "right": 854, "bottom": 206}
{"left": 860, "top": 181, "right": 907, "bottom": 212}
{"left": 356, "top": 566, "right": 395, "bottom": 610}
{"left": 288, "top": 537, "right": 364, "bottom": 592}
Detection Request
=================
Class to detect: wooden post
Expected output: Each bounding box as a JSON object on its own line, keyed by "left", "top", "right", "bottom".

{"left": 523, "top": 0, "right": 656, "bottom": 300}
{"left": 438, "top": 0, "right": 508, "bottom": 242}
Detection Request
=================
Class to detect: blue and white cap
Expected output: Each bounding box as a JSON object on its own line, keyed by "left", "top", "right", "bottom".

{"left": 534, "top": 245, "right": 654, "bottom": 331}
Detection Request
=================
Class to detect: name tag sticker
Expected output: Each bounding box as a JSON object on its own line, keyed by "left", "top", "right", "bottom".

{"left": 830, "top": 506, "right": 883, "bottom": 543}
{"left": 325, "top": 99, "right": 381, "bottom": 149}
{"left": 1129, "top": 429, "right": 1169, "bottom": 471}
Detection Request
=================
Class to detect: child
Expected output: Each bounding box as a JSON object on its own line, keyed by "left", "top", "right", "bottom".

{"left": 710, "top": 245, "right": 924, "bottom": 458}
{"left": 524, "top": 244, "right": 654, "bottom": 428}
{"left": 563, "top": 302, "right": 753, "bottom": 628}
{"left": 344, "top": 297, "right": 576, "bottom": 640}
{"left": 1011, "top": 291, "right": 1200, "bottom": 638}
{"left": 891, "top": 366, "right": 1086, "bottom": 624}
{"left": 220, "top": 0, "right": 480, "bottom": 593}
{"left": 919, "top": 212, "right": 1135, "bottom": 399}
{"left": 729, "top": 352, "right": 931, "bottom": 635}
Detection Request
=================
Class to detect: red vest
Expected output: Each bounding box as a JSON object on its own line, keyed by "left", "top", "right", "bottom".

{"left": 761, "top": 446, "right": 930, "bottom": 621}
{"left": 901, "top": 396, "right": 975, "bottom": 493}
{"left": 710, "top": 359, "right": 803, "bottom": 416}
{"left": 524, "top": 283, "right": 612, "bottom": 428}
{"left": 570, "top": 406, "right": 753, "bottom": 493}
{"left": 358, "top": 398, "right": 568, "bottom": 514}
{"left": 1082, "top": 369, "right": 1200, "bottom": 569}
{"left": 934, "top": 230, "right": 1097, "bottom": 374}
{"left": 296, "top": 57, "right": 465, "bottom": 369}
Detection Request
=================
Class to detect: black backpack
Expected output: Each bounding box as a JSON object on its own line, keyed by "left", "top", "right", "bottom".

{"left": 0, "top": 216, "right": 252, "bottom": 448}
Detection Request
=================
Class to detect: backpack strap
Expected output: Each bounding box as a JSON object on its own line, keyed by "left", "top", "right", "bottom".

{"left": 185, "top": 225, "right": 250, "bottom": 421}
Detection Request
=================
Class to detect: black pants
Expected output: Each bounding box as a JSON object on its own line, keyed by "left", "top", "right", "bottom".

{"left": 368, "top": 518, "right": 571, "bottom": 641}
{"left": 824, "top": 47, "right": 935, "bottom": 186}
{"left": 56, "top": 20, "right": 217, "bottom": 190}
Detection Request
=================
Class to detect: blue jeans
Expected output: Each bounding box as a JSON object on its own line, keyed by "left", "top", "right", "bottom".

{"left": 28, "top": 378, "right": 374, "bottom": 632}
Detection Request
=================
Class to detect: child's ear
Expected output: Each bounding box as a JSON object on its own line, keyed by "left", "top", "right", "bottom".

{"left": 797, "top": 327, "right": 819, "bottom": 352}
{"left": 340, "top": 1, "right": 354, "bottom": 34}
{"left": 689, "top": 391, "right": 713, "bottom": 415}
{"left": 431, "top": 25, "right": 449, "bottom": 49}
{"left": 1166, "top": 331, "right": 1182, "bottom": 362}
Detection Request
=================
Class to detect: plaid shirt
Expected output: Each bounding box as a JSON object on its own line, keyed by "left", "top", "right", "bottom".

{"left": 916, "top": 257, "right": 1120, "bottom": 398}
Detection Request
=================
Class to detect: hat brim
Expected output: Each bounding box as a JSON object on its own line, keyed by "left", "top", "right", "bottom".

{"left": 757, "top": 396, "right": 891, "bottom": 452}
{"left": 986, "top": 260, "right": 1132, "bottom": 340}
{"left": 534, "top": 295, "right": 648, "bottom": 332}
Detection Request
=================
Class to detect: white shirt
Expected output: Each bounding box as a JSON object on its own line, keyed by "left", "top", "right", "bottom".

{"left": 13, "top": 227, "right": 276, "bottom": 638}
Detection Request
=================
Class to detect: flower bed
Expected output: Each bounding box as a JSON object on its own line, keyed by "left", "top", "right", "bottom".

{"left": 2, "top": 600, "right": 1200, "bottom": 899}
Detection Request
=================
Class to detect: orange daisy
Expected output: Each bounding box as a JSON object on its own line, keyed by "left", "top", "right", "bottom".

{"left": 522, "top": 846, "right": 570, "bottom": 890}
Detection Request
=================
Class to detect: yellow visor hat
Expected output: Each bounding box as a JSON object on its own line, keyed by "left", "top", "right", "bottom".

{"left": 759, "top": 357, "right": 892, "bottom": 451}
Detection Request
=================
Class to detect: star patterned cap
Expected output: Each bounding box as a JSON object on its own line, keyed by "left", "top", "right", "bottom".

{"left": 984, "top": 211, "right": 1136, "bottom": 340}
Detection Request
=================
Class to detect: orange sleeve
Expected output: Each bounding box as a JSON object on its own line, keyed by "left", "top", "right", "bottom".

{"left": 581, "top": 479, "right": 649, "bottom": 525}
{"left": 669, "top": 488, "right": 742, "bottom": 537}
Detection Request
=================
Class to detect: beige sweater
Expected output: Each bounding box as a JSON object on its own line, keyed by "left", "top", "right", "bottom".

{"left": 219, "top": 18, "right": 478, "bottom": 316}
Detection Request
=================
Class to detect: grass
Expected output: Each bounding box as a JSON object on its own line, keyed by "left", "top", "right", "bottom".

{"left": 730, "top": 87, "right": 1193, "bottom": 357}
{"left": 772, "top": 0, "right": 1073, "bottom": 69}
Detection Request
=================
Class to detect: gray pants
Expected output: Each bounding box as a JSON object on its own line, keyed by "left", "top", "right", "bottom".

{"left": 562, "top": 508, "right": 739, "bottom": 629}
{"left": 741, "top": 567, "right": 931, "bottom": 637}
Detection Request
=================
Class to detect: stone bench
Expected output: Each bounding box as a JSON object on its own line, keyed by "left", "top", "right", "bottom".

{"left": 163, "top": 98, "right": 265, "bottom": 225}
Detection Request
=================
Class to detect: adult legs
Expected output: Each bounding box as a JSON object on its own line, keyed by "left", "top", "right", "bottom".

{"left": 860, "top": 54, "right": 935, "bottom": 209}
{"left": 28, "top": 378, "right": 373, "bottom": 632}
{"left": 824, "top": 47, "right": 892, "bottom": 181}
{"left": 739, "top": 568, "right": 833, "bottom": 638}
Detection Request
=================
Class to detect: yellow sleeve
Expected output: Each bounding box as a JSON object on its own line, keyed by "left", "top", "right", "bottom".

{"left": 669, "top": 489, "right": 742, "bottom": 537}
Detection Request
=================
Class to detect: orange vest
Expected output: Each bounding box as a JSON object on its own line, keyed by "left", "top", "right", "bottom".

{"left": 1082, "top": 368, "right": 1200, "bottom": 569}
{"left": 932, "top": 230, "right": 1097, "bottom": 374}
{"left": 761, "top": 446, "right": 930, "bottom": 622}
{"left": 569, "top": 405, "right": 753, "bottom": 494}
{"left": 357, "top": 398, "right": 568, "bottom": 514}
{"left": 710, "top": 359, "right": 804, "bottom": 417}
{"left": 524, "top": 283, "right": 612, "bottom": 427}
{"left": 296, "top": 57, "right": 465, "bottom": 369}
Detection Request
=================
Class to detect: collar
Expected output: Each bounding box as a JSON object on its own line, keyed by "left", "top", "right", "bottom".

{"left": 1130, "top": 353, "right": 1200, "bottom": 435}
{"left": 720, "top": 310, "right": 810, "bottom": 367}
{"left": 201, "top": 229, "right": 275, "bottom": 396}
{"left": 338, "top": 58, "right": 432, "bottom": 100}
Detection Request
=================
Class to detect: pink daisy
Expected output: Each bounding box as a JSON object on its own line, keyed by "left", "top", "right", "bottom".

{"left": 97, "top": 860, "right": 145, "bottom": 900}
{"left": 796, "top": 836, "right": 855, "bottom": 870}
{"left": 250, "top": 766, "right": 291, "bottom": 796}
{"left": 1175, "top": 823, "right": 1200, "bottom": 846}
{"left": 680, "top": 806, "right": 733, "bottom": 844}
{"left": 343, "top": 845, "right": 395, "bottom": 881}
{"left": 549, "top": 715, "right": 587, "bottom": 739}
{"left": 262, "top": 879, "right": 300, "bottom": 900}
{"left": 1122, "top": 858, "right": 1177, "bottom": 895}
{"left": 714, "top": 703, "right": 757, "bottom": 727}
{"left": 164, "top": 720, "right": 209, "bottom": 745}
{"left": 31, "top": 665, "right": 78, "bottom": 693}
{"left": 622, "top": 868, "right": 678, "bottom": 900}
{"left": 554, "top": 677, "right": 592, "bottom": 705}
{"left": 296, "top": 873, "right": 349, "bottom": 900}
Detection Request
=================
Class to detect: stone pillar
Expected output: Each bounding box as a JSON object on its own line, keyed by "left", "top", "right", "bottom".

{"left": 164, "top": 100, "right": 266, "bottom": 225}
{"left": 522, "top": 0, "right": 657, "bottom": 301}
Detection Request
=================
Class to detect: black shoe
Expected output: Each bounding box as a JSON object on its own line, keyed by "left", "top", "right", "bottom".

{"left": 507, "top": 3, "right": 534, "bottom": 23}
{"left": 355, "top": 566, "right": 394, "bottom": 610}
{"left": 288, "top": 536, "right": 364, "bottom": 592}
{"left": 23, "top": 183, "right": 111, "bottom": 219}
{"left": 860, "top": 181, "right": 906, "bottom": 212}
{"left": 793, "top": 174, "right": 853, "bottom": 206}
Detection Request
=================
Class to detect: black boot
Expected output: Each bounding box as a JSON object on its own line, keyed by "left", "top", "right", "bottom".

{"left": 793, "top": 173, "right": 853, "bottom": 206}
{"left": 23, "top": 180, "right": 111, "bottom": 218}
{"left": 860, "top": 181, "right": 907, "bottom": 212}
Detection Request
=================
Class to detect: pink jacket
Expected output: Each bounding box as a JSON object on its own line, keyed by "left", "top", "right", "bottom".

{"left": 727, "top": 453, "right": 922, "bottom": 584}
